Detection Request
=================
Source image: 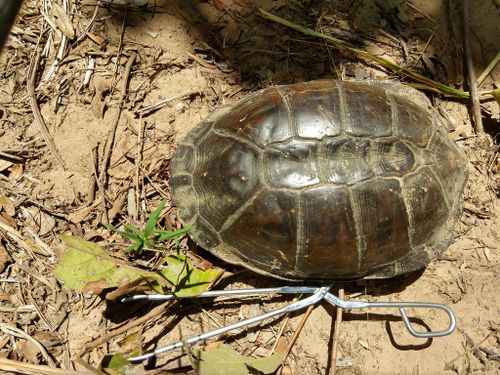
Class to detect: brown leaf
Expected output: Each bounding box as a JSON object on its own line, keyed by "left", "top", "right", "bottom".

{"left": 82, "top": 279, "right": 110, "bottom": 295}
{"left": 91, "top": 94, "right": 106, "bottom": 119}
{"left": 0, "top": 159, "right": 14, "bottom": 173}
{"left": 17, "top": 339, "right": 41, "bottom": 364}
{"left": 0, "top": 244, "right": 12, "bottom": 273}
{"left": 221, "top": 19, "right": 241, "bottom": 46}
{"left": 9, "top": 163, "right": 23, "bottom": 179}
{"left": 188, "top": 252, "right": 214, "bottom": 271}
{"left": 23, "top": 207, "right": 56, "bottom": 236}
{"left": 0, "top": 195, "right": 15, "bottom": 216}
{"left": 86, "top": 32, "right": 105, "bottom": 45}
{"left": 90, "top": 77, "right": 112, "bottom": 118}
{"left": 108, "top": 193, "right": 127, "bottom": 222}
{"left": 67, "top": 205, "right": 94, "bottom": 224}
{"left": 0, "top": 334, "right": 9, "bottom": 350}
{"left": 50, "top": 3, "right": 75, "bottom": 39}
{"left": 0, "top": 213, "right": 18, "bottom": 236}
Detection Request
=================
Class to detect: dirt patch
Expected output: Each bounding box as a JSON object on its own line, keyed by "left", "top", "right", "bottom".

{"left": 0, "top": 0, "right": 498, "bottom": 374}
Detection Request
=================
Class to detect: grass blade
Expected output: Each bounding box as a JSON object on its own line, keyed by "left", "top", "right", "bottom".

{"left": 155, "top": 226, "right": 193, "bottom": 242}
{"left": 145, "top": 198, "right": 168, "bottom": 238}
{"left": 126, "top": 242, "right": 143, "bottom": 253}
{"left": 105, "top": 223, "right": 142, "bottom": 242}
{"left": 258, "top": 8, "right": 470, "bottom": 99}
{"left": 123, "top": 223, "right": 146, "bottom": 238}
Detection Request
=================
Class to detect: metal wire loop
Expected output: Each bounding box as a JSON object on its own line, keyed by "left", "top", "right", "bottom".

{"left": 122, "top": 285, "right": 456, "bottom": 362}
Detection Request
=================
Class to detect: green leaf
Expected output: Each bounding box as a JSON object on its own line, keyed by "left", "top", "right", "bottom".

{"left": 105, "top": 223, "right": 142, "bottom": 242}
{"left": 99, "top": 352, "right": 140, "bottom": 374}
{"left": 144, "top": 198, "right": 167, "bottom": 238}
{"left": 194, "top": 344, "right": 284, "bottom": 375}
{"left": 99, "top": 331, "right": 143, "bottom": 374}
{"left": 123, "top": 223, "right": 146, "bottom": 238}
{"left": 53, "top": 236, "right": 170, "bottom": 294}
{"left": 160, "top": 252, "right": 223, "bottom": 297}
{"left": 155, "top": 226, "right": 193, "bottom": 241}
{"left": 125, "top": 241, "right": 143, "bottom": 253}
{"left": 492, "top": 87, "right": 500, "bottom": 106}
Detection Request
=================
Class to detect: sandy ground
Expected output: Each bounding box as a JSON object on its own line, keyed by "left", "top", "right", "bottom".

{"left": 0, "top": 1, "right": 498, "bottom": 374}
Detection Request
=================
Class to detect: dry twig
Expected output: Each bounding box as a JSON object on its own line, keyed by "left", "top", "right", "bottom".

{"left": 79, "top": 301, "right": 177, "bottom": 358}
{"left": 329, "top": 288, "right": 344, "bottom": 375}
{"left": 462, "top": 0, "right": 484, "bottom": 134}
{"left": 133, "top": 116, "right": 146, "bottom": 222}
{"left": 0, "top": 323, "right": 55, "bottom": 366}
{"left": 98, "top": 52, "right": 137, "bottom": 224}
{"left": 276, "top": 305, "right": 315, "bottom": 375}
{"left": 28, "top": 37, "right": 66, "bottom": 168}
{"left": 0, "top": 358, "right": 91, "bottom": 375}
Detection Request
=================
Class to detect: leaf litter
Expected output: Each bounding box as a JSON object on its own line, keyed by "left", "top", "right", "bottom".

{"left": 0, "top": 0, "right": 498, "bottom": 374}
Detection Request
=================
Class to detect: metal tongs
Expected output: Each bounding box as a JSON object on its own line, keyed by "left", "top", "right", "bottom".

{"left": 122, "top": 285, "right": 456, "bottom": 362}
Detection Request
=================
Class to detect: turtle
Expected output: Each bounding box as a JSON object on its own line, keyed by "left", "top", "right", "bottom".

{"left": 170, "top": 80, "right": 468, "bottom": 280}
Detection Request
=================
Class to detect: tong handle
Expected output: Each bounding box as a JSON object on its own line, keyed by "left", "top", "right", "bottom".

{"left": 126, "top": 287, "right": 330, "bottom": 362}
{"left": 397, "top": 303, "right": 456, "bottom": 338}
{"left": 323, "top": 294, "right": 456, "bottom": 338}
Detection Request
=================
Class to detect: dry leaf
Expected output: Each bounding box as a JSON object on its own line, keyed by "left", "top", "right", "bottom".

{"left": 86, "top": 32, "right": 105, "bottom": 45}
{"left": 91, "top": 77, "right": 112, "bottom": 118}
{"left": 23, "top": 207, "right": 56, "bottom": 236}
{"left": 0, "top": 159, "right": 14, "bottom": 172}
{"left": 91, "top": 93, "right": 106, "bottom": 119}
{"left": 0, "top": 244, "right": 12, "bottom": 273}
{"left": 9, "top": 163, "right": 23, "bottom": 179}
{"left": 0, "top": 213, "right": 18, "bottom": 235}
{"left": 17, "top": 339, "right": 41, "bottom": 364}
{"left": 0, "top": 335, "right": 9, "bottom": 350}
{"left": 50, "top": 3, "right": 75, "bottom": 39}
{"left": 222, "top": 19, "right": 241, "bottom": 46}
{"left": 107, "top": 169, "right": 130, "bottom": 180}
{"left": 67, "top": 205, "right": 94, "bottom": 224}
{"left": 0, "top": 195, "right": 15, "bottom": 216}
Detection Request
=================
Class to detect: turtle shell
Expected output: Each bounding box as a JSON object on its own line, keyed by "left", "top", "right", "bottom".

{"left": 170, "top": 80, "right": 468, "bottom": 280}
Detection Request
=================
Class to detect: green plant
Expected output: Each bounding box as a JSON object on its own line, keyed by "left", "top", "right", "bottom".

{"left": 106, "top": 198, "right": 193, "bottom": 254}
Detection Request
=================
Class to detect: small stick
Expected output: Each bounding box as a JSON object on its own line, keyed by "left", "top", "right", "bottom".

{"left": 0, "top": 151, "right": 24, "bottom": 162}
{"left": 445, "top": 330, "right": 493, "bottom": 368}
{"left": 133, "top": 115, "right": 145, "bottom": 222}
{"left": 98, "top": 52, "right": 137, "bottom": 224}
{"left": 462, "top": 0, "right": 483, "bottom": 134}
{"left": 259, "top": 8, "right": 470, "bottom": 99}
{"left": 27, "top": 38, "right": 66, "bottom": 168}
{"left": 276, "top": 304, "right": 315, "bottom": 375}
{"left": 0, "top": 323, "right": 55, "bottom": 366}
{"left": 329, "top": 288, "right": 344, "bottom": 375}
{"left": 77, "top": 301, "right": 178, "bottom": 372}
{"left": 476, "top": 51, "right": 500, "bottom": 87}
{"left": 137, "top": 91, "right": 197, "bottom": 117}
{"left": 0, "top": 358, "right": 90, "bottom": 375}
{"left": 74, "top": 2, "right": 99, "bottom": 43}
{"left": 412, "top": 27, "right": 437, "bottom": 68}
{"left": 81, "top": 300, "right": 177, "bottom": 353}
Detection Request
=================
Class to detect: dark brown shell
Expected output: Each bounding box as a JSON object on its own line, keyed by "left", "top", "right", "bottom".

{"left": 170, "top": 80, "right": 468, "bottom": 280}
